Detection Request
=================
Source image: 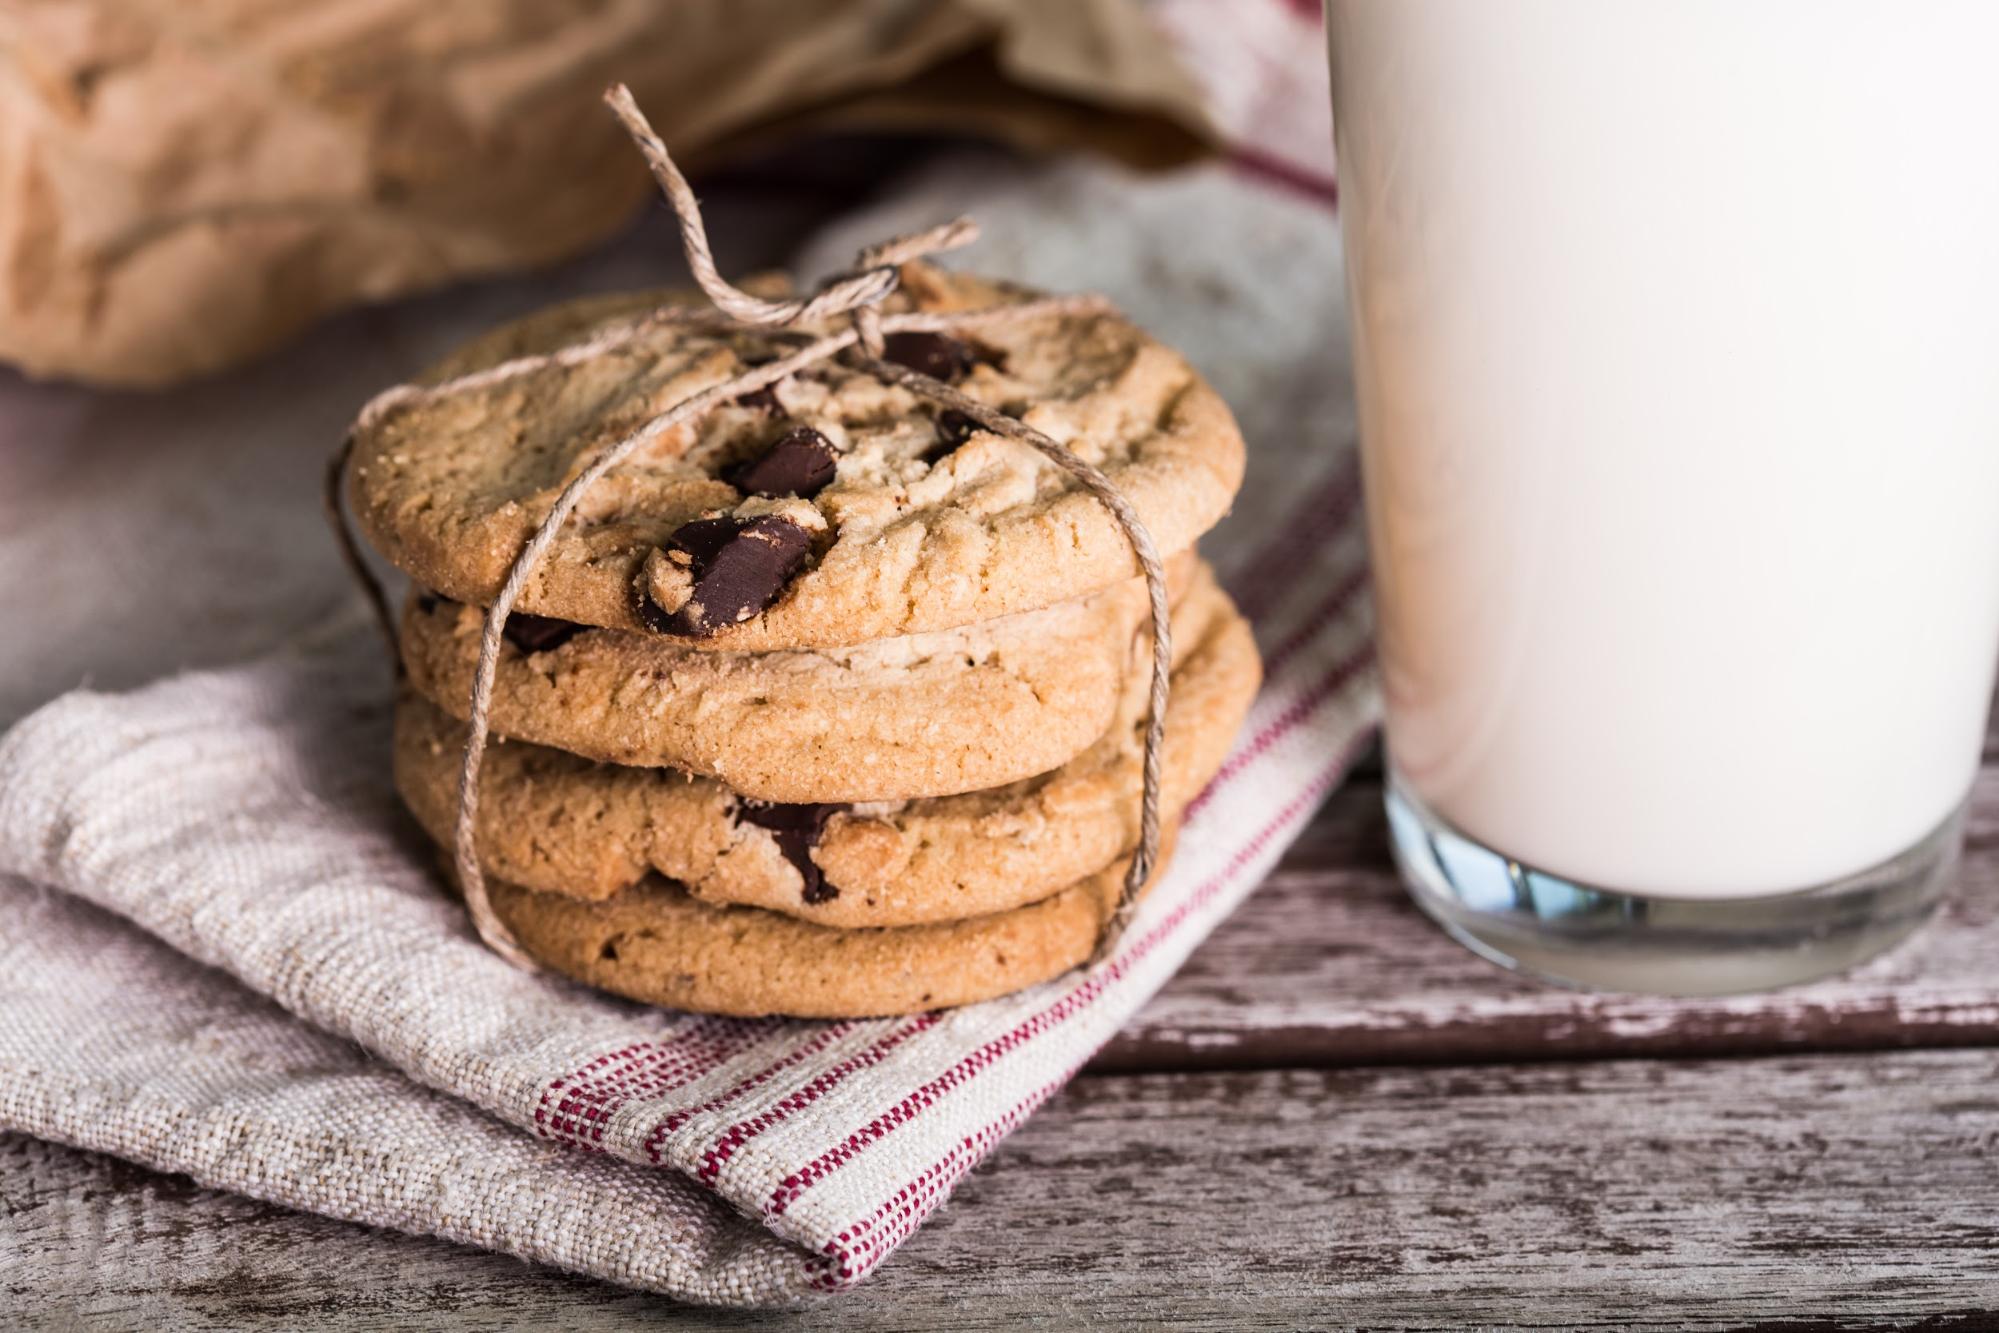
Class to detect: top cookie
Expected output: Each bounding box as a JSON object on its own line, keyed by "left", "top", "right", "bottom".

{"left": 345, "top": 263, "right": 1245, "bottom": 651}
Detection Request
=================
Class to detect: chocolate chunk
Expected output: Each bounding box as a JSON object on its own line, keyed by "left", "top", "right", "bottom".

{"left": 730, "top": 352, "right": 786, "bottom": 415}
{"left": 733, "top": 383, "right": 784, "bottom": 416}
{"left": 502, "top": 611, "right": 582, "bottom": 654}
{"left": 661, "top": 516, "right": 743, "bottom": 568}
{"left": 882, "top": 331, "right": 978, "bottom": 382}
{"left": 736, "top": 800, "right": 844, "bottom": 903}
{"left": 923, "top": 409, "right": 982, "bottom": 463}
{"left": 931, "top": 407, "right": 979, "bottom": 453}
{"left": 633, "top": 514, "right": 812, "bottom": 637}
{"left": 724, "top": 425, "right": 838, "bottom": 498}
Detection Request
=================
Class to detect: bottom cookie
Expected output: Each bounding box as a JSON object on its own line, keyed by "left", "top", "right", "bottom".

{"left": 450, "top": 828, "right": 1177, "bottom": 1018}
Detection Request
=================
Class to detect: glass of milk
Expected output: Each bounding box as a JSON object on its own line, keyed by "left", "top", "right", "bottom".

{"left": 1327, "top": 0, "right": 1999, "bottom": 993}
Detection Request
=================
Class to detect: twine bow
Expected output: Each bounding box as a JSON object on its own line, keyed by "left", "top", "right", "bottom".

{"left": 327, "top": 84, "right": 1172, "bottom": 978}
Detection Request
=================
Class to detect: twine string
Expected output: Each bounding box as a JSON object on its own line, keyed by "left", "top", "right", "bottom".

{"left": 326, "top": 83, "right": 1170, "bottom": 976}
{"left": 324, "top": 300, "right": 1109, "bottom": 692}
{"left": 603, "top": 84, "right": 978, "bottom": 353}
{"left": 859, "top": 355, "right": 1172, "bottom": 960}
{"left": 323, "top": 432, "right": 402, "bottom": 669}
{"left": 447, "top": 335, "right": 860, "bottom": 972}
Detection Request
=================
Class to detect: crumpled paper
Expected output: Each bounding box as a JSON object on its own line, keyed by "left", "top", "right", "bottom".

{"left": 0, "top": 0, "right": 1215, "bottom": 387}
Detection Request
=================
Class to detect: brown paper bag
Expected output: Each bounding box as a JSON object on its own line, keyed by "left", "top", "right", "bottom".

{"left": 0, "top": 0, "right": 1215, "bottom": 388}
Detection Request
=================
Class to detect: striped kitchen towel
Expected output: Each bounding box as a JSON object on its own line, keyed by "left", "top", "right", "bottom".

{"left": 0, "top": 465, "right": 1372, "bottom": 1304}
{"left": 0, "top": 0, "right": 1371, "bottom": 1304}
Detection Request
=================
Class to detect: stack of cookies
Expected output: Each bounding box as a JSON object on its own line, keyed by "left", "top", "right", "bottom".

{"left": 345, "top": 263, "right": 1257, "bottom": 1018}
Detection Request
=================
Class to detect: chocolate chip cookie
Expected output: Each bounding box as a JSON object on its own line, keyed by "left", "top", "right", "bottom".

{"left": 394, "top": 563, "right": 1257, "bottom": 926}
{"left": 399, "top": 555, "right": 1194, "bottom": 803}
{"left": 460, "top": 829, "right": 1177, "bottom": 1019}
{"left": 345, "top": 263, "right": 1245, "bottom": 650}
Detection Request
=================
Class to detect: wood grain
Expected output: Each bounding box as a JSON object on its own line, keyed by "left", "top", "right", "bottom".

{"left": 10, "top": 1049, "right": 1999, "bottom": 1329}
{"left": 1100, "top": 766, "right": 1999, "bottom": 1072}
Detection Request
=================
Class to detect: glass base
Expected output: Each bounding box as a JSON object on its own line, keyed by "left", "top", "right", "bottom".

{"left": 1386, "top": 776, "right": 1960, "bottom": 996}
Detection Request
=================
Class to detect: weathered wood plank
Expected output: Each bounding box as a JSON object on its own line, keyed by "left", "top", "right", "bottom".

{"left": 9, "top": 1049, "right": 1999, "bottom": 1329}
{"left": 1102, "top": 765, "right": 1999, "bottom": 1071}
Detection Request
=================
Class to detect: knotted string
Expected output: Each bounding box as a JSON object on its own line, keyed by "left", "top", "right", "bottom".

{"left": 327, "top": 83, "right": 1170, "bottom": 977}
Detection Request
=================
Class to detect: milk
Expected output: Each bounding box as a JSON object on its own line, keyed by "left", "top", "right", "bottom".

{"left": 1328, "top": 1, "right": 1999, "bottom": 899}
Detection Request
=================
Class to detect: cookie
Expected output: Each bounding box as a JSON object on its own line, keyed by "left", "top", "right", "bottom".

{"left": 459, "top": 829, "right": 1177, "bottom": 1019}
{"left": 345, "top": 263, "right": 1245, "bottom": 650}
{"left": 393, "top": 564, "right": 1259, "bottom": 926}
{"left": 399, "top": 555, "right": 1195, "bottom": 804}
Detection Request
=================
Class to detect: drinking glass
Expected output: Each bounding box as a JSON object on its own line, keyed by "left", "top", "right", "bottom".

{"left": 1326, "top": 0, "right": 1999, "bottom": 992}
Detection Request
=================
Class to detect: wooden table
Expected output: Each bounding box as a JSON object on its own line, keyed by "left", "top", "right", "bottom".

{"left": 6, "top": 177, "right": 1998, "bottom": 1332}
{"left": 10, "top": 755, "right": 1999, "bottom": 1328}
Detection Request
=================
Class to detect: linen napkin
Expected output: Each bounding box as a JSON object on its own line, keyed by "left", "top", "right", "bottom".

{"left": 0, "top": 472, "right": 1371, "bottom": 1304}
{"left": 0, "top": 0, "right": 1367, "bottom": 1303}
